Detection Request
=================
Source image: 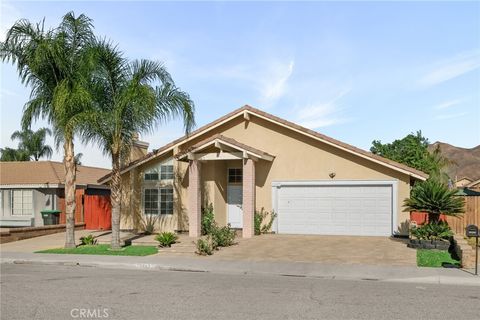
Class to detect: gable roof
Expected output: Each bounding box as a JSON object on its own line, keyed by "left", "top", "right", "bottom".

{"left": 175, "top": 134, "right": 275, "bottom": 161}
{"left": 98, "top": 105, "right": 428, "bottom": 183}
{"left": 0, "top": 161, "right": 111, "bottom": 187}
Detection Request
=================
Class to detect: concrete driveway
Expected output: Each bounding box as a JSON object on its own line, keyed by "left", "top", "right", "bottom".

{"left": 212, "top": 234, "right": 417, "bottom": 266}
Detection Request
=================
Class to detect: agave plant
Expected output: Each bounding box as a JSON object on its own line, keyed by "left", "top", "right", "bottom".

{"left": 404, "top": 179, "right": 465, "bottom": 223}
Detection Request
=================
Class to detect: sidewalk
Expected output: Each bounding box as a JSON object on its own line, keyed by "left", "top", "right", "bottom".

{"left": 1, "top": 251, "right": 479, "bottom": 287}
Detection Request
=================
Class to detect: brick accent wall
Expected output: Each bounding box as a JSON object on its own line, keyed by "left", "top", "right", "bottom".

{"left": 242, "top": 158, "right": 255, "bottom": 238}
{"left": 188, "top": 160, "right": 202, "bottom": 237}
{"left": 0, "top": 223, "right": 86, "bottom": 244}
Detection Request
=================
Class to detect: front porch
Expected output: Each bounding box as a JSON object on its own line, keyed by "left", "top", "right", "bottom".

{"left": 175, "top": 134, "right": 275, "bottom": 238}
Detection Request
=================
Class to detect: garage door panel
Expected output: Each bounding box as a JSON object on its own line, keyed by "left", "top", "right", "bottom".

{"left": 277, "top": 183, "right": 393, "bottom": 236}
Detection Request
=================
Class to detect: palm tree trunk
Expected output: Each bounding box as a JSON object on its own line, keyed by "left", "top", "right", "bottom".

{"left": 110, "top": 153, "right": 122, "bottom": 250}
{"left": 64, "top": 138, "right": 77, "bottom": 248}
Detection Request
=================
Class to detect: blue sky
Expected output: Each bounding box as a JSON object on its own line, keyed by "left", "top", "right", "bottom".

{"left": 1, "top": 1, "right": 479, "bottom": 169}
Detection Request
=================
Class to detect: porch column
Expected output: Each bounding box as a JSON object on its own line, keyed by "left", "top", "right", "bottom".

{"left": 242, "top": 158, "right": 255, "bottom": 238}
{"left": 188, "top": 160, "right": 201, "bottom": 237}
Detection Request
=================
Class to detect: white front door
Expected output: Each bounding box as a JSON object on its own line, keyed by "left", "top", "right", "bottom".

{"left": 227, "top": 185, "right": 243, "bottom": 228}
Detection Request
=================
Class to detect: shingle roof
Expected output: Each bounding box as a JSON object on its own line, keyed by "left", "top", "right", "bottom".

{"left": 98, "top": 105, "right": 428, "bottom": 182}
{"left": 0, "top": 161, "right": 110, "bottom": 186}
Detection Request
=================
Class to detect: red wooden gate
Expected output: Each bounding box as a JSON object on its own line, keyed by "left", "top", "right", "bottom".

{"left": 84, "top": 195, "right": 111, "bottom": 230}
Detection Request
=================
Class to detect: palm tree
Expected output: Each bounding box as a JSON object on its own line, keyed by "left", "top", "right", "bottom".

{"left": 11, "top": 128, "right": 53, "bottom": 161}
{"left": 0, "top": 147, "right": 30, "bottom": 161}
{"left": 1, "top": 12, "right": 96, "bottom": 248}
{"left": 404, "top": 179, "right": 465, "bottom": 223}
{"left": 79, "top": 41, "right": 195, "bottom": 249}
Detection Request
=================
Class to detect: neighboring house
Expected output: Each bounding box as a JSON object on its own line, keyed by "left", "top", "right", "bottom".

{"left": 455, "top": 176, "right": 473, "bottom": 188}
{"left": 0, "top": 161, "right": 111, "bottom": 228}
{"left": 466, "top": 178, "right": 480, "bottom": 190}
{"left": 99, "top": 105, "right": 427, "bottom": 238}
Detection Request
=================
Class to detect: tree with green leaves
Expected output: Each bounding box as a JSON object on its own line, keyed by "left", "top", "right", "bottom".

{"left": 371, "top": 131, "right": 451, "bottom": 180}
{"left": 404, "top": 179, "right": 465, "bottom": 223}
{"left": 1, "top": 12, "right": 96, "bottom": 248}
{"left": 10, "top": 128, "right": 53, "bottom": 161}
{"left": 0, "top": 147, "right": 30, "bottom": 161}
{"left": 78, "top": 41, "right": 195, "bottom": 249}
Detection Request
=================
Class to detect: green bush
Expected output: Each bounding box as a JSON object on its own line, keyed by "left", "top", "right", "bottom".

{"left": 404, "top": 178, "right": 465, "bottom": 223}
{"left": 200, "top": 204, "right": 236, "bottom": 248}
{"left": 212, "top": 224, "right": 236, "bottom": 247}
{"left": 80, "top": 234, "right": 97, "bottom": 246}
{"left": 196, "top": 236, "right": 215, "bottom": 255}
{"left": 201, "top": 204, "right": 215, "bottom": 235}
{"left": 410, "top": 221, "right": 453, "bottom": 241}
{"left": 155, "top": 232, "right": 178, "bottom": 247}
{"left": 254, "top": 208, "right": 277, "bottom": 235}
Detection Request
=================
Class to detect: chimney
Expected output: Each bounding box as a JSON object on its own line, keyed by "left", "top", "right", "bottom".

{"left": 129, "top": 133, "right": 149, "bottom": 163}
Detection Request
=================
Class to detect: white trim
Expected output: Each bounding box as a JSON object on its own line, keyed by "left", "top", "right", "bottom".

{"left": 189, "top": 152, "right": 243, "bottom": 161}
{"left": 271, "top": 184, "right": 279, "bottom": 233}
{"left": 272, "top": 180, "right": 398, "bottom": 187}
{"left": 178, "top": 137, "right": 274, "bottom": 162}
{"left": 271, "top": 180, "right": 398, "bottom": 236}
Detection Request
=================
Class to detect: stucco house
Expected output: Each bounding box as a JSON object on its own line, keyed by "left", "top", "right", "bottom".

{"left": 0, "top": 161, "right": 110, "bottom": 227}
{"left": 455, "top": 176, "right": 473, "bottom": 188}
{"left": 99, "top": 105, "right": 427, "bottom": 238}
{"left": 466, "top": 178, "right": 480, "bottom": 190}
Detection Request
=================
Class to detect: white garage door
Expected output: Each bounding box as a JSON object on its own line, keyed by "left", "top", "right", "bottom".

{"left": 275, "top": 182, "right": 394, "bottom": 236}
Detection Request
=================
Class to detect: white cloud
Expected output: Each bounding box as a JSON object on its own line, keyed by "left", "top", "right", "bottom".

{"left": 419, "top": 51, "right": 480, "bottom": 87}
{"left": 198, "top": 58, "right": 295, "bottom": 108}
{"left": 0, "top": 1, "right": 21, "bottom": 42}
{"left": 296, "top": 88, "right": 350, "bottom": 129}
{"left": 433, "top": 99, "right": 462, "bottom": 110}
{"left": 259, "top": 60, "right": 294, "bottom": 104}
{"left": 434, "top": 112, "right": 468, "bottom": 120}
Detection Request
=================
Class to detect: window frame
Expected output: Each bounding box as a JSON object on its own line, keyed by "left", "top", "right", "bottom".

{"left": 142, "top": 187, "right": 174, "bottom": 216}
{"left": 11, "top": 189, "right": 34, "bottom": 216}
{"left": 159, "top": 164, "right": 174, "bottom": 180}
{"left": 227, "top": 168, "right": 243, "bottom": 184}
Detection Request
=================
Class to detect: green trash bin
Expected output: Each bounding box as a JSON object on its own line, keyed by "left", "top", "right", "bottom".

{"left": 41, "top": 210, "right": 61, "bottom": 225}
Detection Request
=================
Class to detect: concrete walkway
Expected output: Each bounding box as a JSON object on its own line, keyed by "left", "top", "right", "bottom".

{"left": 0, "top": 230, "right": 104, "bottom": 252}
{"left": 1, "top": 251, "right": 479, "bottom": 287}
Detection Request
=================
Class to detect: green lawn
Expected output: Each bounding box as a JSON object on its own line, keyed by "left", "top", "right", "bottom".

{"left": 417, "top": 249, "right": 461, "bottom": 268}
{"left": 36, "top": 244, "right": 158, "bottom": 256}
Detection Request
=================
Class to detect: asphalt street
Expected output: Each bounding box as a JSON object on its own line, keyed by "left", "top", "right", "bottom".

{"left": 1, "top": 263, "right": 479, "bottom": 320}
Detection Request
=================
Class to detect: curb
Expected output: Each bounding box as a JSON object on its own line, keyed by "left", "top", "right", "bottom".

{"left": 2, "top": 257, "right": 480, "bottom": 287}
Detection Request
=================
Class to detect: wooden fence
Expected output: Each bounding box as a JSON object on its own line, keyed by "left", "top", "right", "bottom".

{"left": 446, "top": 196, "right": 480, "bottom": 234}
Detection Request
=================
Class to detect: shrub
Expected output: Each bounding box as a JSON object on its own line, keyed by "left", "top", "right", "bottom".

{"left": 212, "top": 224, "right": 236, "bottom": 247}
{"left": 155, "top": 232, "right": 178, "bottom": 247}
{"left": 410, "top": 221, "right": 453, "bottom": 241}
{"left": 201, "top": 204, "right": 215, "bottom": 235}
{"left": 142, "top": 214, "right": 159, "bottom": 235}
{"left": 404, "top": 179, "right": 465, "bottom": 223}
{"left": 254, "top": 208, "right": 277, "bottom": 235}
{"left": 80, "top": 234, "right": 97, "bottom": 246}
{"left": 196, "top": 236, "right": 215, "bottom": 255}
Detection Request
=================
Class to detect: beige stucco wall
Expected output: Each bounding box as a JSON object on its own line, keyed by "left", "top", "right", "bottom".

{"left": 120, "top": 113, "right": 415, "bottom": 235}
